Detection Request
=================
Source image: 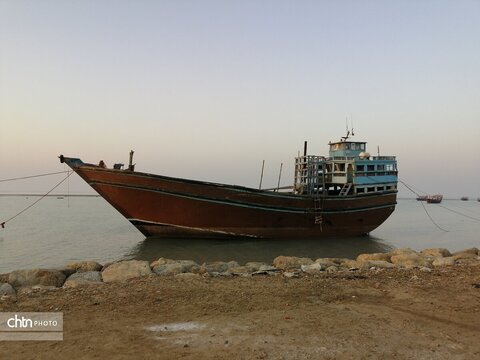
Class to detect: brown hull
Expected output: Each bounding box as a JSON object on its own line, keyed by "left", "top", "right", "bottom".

{"left": 62, "top": 158, "right": 397, "bottom": 239}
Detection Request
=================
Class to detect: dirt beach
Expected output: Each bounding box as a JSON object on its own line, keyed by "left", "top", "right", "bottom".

{"left": 1, "top": 262, "right": 480, "bottom": 360}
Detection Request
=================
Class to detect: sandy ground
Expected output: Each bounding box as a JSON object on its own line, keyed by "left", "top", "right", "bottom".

{"left": 1, "top": 264, "right": 480, "bottom": 360}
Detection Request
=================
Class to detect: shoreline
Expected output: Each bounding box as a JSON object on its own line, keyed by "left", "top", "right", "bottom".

{"left": 1, "top": 247, "right": 480, "bottom": 359}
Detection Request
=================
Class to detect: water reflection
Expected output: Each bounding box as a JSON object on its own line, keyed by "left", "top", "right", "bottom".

{"left": 128, "top": 236, "right": 394, "bottom": 264}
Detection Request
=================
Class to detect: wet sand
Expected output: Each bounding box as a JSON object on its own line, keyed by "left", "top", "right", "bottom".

{"left": 1, "top": 263, "right": 480, "bottom": 359}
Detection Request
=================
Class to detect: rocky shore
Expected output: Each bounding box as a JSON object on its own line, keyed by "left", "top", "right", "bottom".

{"left": 1, "top": 247, "right": 480, "bottom": 359}
{"left": 1, "top": 247, "right": 479, "bottom": 298}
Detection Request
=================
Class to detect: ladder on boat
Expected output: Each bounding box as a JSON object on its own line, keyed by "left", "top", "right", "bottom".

{"left": 313, "top": 196, "right": 323, "bottom": 226}
{"left": 339, "top": 183, "right": 352, "bottom": 196}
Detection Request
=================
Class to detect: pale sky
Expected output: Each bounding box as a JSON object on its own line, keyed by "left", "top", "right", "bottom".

{"left": 1, "top": 0, "right": 479, "bottom": 198}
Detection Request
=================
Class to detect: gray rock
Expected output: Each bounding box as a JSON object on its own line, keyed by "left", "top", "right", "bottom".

{"left": 63, "top": 270, "right": 103, "bottom": 288}
{"left": 390, "top": 253, "right": 430, "bottom": 268}
{"left": 273, "top": 256, "right": 313, "bottom": 270}
{"left": 200, "top": 261, "right": 240, "bottom": 274}
{"left": 67, "top": 271, "right": 102, "bottom": 282}
{"left": 301, "top": 263, "right": 323, "bottom": 274}
{"left": 245, "top": 262, "right": 271, "bottom": 272}
{"left": 432, "top": 256, "right": 456, "bottom": 267}
{"left": 66, "top": 261, "right": 103, "bottom": 272}
{"left": 0, "top": 283, "right": 16, "bottom": 298}
{"left": 153, "top": 262, "right": 199, "bottom": 276}
{"left": 365, "top": 260, "right": 396, "bottom": 269}
{"left": 314, "top": 258, "right": 340, "bottom": 268}
{"left": 421, "top": 248, "right": 452, "bottom": 258}
{"left": 325, "top": 266, "right": 338, "bottom": 273}
{"left": 258, "top": 265, "right": 280, "bottom": 272}
{"left": 101, "top": 260, "right": 152, "bottom": 282}
{"left": 150, "top": 258, "right": 198, "bottom": 269}
{"left": 8, "top": 269, "right": 67, "bottom": 288}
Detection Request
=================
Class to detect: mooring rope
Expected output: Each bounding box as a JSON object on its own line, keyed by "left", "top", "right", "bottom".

{"left": 437, "top": 204, "right": 480, "bottom": 222}
{"left": 0, "top": 171, "right": 73, "bottom": 229}
{"left": 397, "top": 180, "right": 449, "bottom": 232}
{"left": 0, "top": 171, "right": 70, "bottom": 183}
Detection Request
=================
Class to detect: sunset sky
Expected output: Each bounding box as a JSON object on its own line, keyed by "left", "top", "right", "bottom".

{"left": 1, "top": 0, "right": 479, "bottom": 198}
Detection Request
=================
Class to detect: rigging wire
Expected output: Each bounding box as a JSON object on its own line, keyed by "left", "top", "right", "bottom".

{"left": 0, "top": 171, "right": 73, "bottom": 229}
{"left": 0, "top": 171, "right": 70, "bottom": 183}
{"left": 398, "top": 180, "right": 449, "bottom": 232}
{"left": 436, "top": 204, "right": 480, "bottom": 222}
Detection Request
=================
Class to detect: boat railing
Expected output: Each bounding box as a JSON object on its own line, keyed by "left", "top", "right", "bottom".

{"left": 372, "top": 156, "right": 396, "bottom": 161}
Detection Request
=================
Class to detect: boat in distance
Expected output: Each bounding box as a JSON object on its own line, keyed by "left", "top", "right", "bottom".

{"left": 426, "top": 194, "right": 443, "bottom": 204}
{"left": 59, "top": 135, "right": 398, "bottom": 239}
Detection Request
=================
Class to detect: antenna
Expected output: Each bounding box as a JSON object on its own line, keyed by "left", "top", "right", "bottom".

{"left": 351, "top": 115, "right": 354, "bottom": 136}
{"left": 341, "top": 118, "right": 350, "bottom": 142}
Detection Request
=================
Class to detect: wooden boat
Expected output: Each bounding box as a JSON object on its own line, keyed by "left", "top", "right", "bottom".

{"left": 426, "top": 194, "right": 443, "bottom": 204}
{"left": 461, "top": 196, "right": 469, "bottom": 201}
{"left": 59, "top": 135, "right": 398, "bottom": 239}
{"left": 416, "top": 195, "right": 428, "bottom": 201}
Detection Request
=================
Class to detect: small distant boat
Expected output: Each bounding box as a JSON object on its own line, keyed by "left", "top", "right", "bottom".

{"left": 416, "top": 195, "right": 428, "bottom": 201}
{"left": 426, "top": 195, "right": 443, "bottom": 204}
{"left": 57, "top": 196, "right": 65, "bottom": 200}
{"left": 461, "top": 196, "right": 469, "bottom": 201}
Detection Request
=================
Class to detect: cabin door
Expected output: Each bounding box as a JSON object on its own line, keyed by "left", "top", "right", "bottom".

{"left": 347, "top": 164, "right": 354, "bottom": 183}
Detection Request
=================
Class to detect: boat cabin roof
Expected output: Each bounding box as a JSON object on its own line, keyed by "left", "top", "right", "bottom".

{"left": 328, "top": 141, "right": 367, "bottom": 157}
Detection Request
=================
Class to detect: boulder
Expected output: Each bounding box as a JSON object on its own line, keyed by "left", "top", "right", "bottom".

{"left": 452, "top": 252, "right": 479, "bottom": 261}
{"left": 101, "top": 260, "right": 152, "bottom": 282}
{"left": 389, "top": 248, "right": 418, "bottom": 256}
{"left": 314, "top": 258, "right": 341, "bottom": 268}
{"left": 153, "top": 262, "right": 199, "bottom": 276}
{"left": 273, "top": 256, "right": 314, "bottom": 270}
{"left": 245, "top": 262, "right": 272, "bottom": 272}
{"left": 200, "top": 261, "right": 240, "bottom": 274}
{"left": 63, "top": 272, "right": 104, "bottom": 288}
{"left": 66, "top": 261, "right": 103, "bottom": 272}
{"left": 341, "top": 259, "right": 395, "bottom": 270}
{"left": 8, "top": 269, "right": 66, "bottom": 288}
{"left": 390, "top": 253, "right": 429, "bottom": 268}
{"left": 301, "top": 263, "right": 323, "bottom": 274}
{"left": 340, "top": 259, "right": 361, "bottom": 269}
{"left": 227, "top": 266, "right": 256, "bottom": 274}
{"left": 356, "top": 253, "right": 392, "bottom": 262}
{"left": 364, "top": 260, "right": 396, "bottom": 269}
{"left": 453, "top": 248, "right": 479, "bottom": 256}
{"left": 325, "top": 266, "right": 338, "bottom": 273}
{"left": 421, "top": 248, "right": 452, "bottom": 258}
{"left": 0, "top": 283, "right": 16, "bottom": 298}
{"left": 0, "top": 273, "right": 8, "bottom": 283}
{"left": 150, "top": 257, "right": 190, "bottom": 268}
{"left": 432, "top": 257, "right": 456, "bottom": 267}
{"left": 67, "top": 271, "right": 102, "bottom": 282}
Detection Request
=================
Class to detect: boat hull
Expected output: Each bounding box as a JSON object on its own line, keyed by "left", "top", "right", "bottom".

{"left": 63, "top": 159, "right": 397, "bottom": 239}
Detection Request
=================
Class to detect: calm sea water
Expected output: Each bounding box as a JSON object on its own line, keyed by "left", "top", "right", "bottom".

{"left": 0, "top": 196, "right": 479, "bottom": 273}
